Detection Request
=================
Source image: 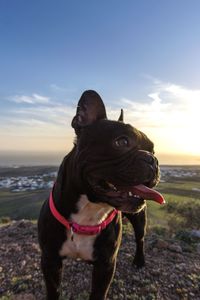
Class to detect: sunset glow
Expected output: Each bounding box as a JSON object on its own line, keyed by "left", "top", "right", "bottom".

{"left": 0, "top": 1, "right": 200, "bottom": 165}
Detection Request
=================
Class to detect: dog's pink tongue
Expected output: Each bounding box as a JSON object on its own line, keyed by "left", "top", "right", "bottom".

{"left": 131, "top": 184, "right": 165, "bottom": 204}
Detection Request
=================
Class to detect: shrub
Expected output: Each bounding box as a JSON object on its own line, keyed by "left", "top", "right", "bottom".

{"left": 0, "top": 216, "right": 11, "bottom": 224}
{"left": 163, "top": 198, "right": 200, "bottom": 230}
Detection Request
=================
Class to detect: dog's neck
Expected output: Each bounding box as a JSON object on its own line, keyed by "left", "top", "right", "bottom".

{"left": 53, "top": 148, "right": 106, "bottom": 220}
{"left": 70, "top": 194, "right": 113, "bottom": 226}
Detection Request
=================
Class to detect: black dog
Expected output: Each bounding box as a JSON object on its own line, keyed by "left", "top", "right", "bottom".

{"left": 38, "top": 90, "right": 164, "bottom": 300}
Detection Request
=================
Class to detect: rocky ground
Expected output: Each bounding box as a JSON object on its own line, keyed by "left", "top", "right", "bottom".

{"left": 0, "top": 220, "right": 200, "bottom": 300}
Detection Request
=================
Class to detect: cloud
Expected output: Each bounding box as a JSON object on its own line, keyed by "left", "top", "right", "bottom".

{"left": 114, "top": 80, "right": 200, "bottom": 155}
{"left": 0, "top": 94, "right": 76, "bottom": 145}
{"left": 2, "top": 81, "right": 200, "bottom": 156}
{"left": 114, "top": 81, "right": 199, "bottom": 126}
{"left": 148, "top": 92, "right": 162, "bottom": 104}
{"left": 0, "top": 106, "right": 75, "bottom": 152}
{"left": 14, "top": 104, "right": 75, "bottom": 127}
{"left": 11, "top": 93, "right": 50, "bottom": 104}
{"left": 0, "top": 90, "right": 76, "bottom": 152}
{"left": 49, "top": 84, "right": 77, "bottom": 97}
{"left": 50, "top": 84, "right": 66, "bottom": 92}
{"left": 14, "top": 118, "right": 47, "bottom": 126}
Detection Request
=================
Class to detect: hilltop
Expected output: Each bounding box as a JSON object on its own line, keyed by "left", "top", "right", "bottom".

{"left": 0, "top": 165, "right": 200, "bottom": 299}
{"left": 0, "top": 220, "right": 200, "bottom": 300}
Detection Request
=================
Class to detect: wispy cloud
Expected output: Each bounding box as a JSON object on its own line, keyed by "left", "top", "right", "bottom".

{"left": 1, "top": 81, "right": 200, "bottom": 156}
{"left": 0, "top": 97, "right": 75, "bottom": 152}
{"left": 0, "top": 92, "right": 76, "bottom": 147}
{"left": 113, "top": 80, "right": 200, "bottom": 155}
{"left": 50, "top": 84, "right": 68, "bottom": 92}
{"left": 113, "top": 80, "right": 199, "bottom": 126}
{"left": 50, "top": 84, "right": 77, "bottom": 96}
{"left": 13, "top": 104, "right": 75, "bottom": 127}
{"left": 50, "top": 84, "right": 65, "bottom": 92}
{"left": 10, "top": 93, "right": 50, "bottom": 104}
{"left": 0, "top": 91, "right": 76, "bottom": 153}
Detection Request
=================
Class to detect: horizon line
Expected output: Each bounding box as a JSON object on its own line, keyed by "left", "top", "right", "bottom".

{"left": 0, "top": 151, "right": 199, "bottom": 167}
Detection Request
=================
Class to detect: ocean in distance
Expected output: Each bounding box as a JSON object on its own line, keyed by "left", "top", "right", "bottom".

{"left": 0, "top": 151, "right": 200, "bottom": 167}
{"left": 0, "top": 151, "right": 65, "bottom": 167}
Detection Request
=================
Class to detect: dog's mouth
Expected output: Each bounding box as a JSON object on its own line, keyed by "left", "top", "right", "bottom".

{"left": 91, "top": 180, "right": 165, "bottom": 205}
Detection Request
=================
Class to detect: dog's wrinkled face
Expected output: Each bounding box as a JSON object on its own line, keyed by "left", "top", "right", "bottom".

{"left": 72, "top": 90, "right": 164, "bottom": 212}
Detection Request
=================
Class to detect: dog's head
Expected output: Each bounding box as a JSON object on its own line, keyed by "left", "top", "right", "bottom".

{"left": 71, "top": 90, "right": 164, "bottom": 212}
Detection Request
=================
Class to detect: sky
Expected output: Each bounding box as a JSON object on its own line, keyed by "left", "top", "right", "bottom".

{"left": 0, "top": 0, "right": 200, "bottom": 165}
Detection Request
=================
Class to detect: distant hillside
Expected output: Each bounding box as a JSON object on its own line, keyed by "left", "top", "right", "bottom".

{"left": 0, "top": 166, "right": 58, "bottom": 220}
{"left": 0, "top": 166, "right": 200, "bottom": 228}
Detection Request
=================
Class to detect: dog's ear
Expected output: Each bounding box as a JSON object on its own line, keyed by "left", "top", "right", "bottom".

{"left": 71, "top": 90, "right": 107, "bottom": 135}
{"left": 118, "top": 109, "right": 124, "bottom": 122}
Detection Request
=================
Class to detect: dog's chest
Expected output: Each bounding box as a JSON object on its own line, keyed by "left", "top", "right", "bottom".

{"left": 59, "top": 195, "right": 113, "bottom": 261}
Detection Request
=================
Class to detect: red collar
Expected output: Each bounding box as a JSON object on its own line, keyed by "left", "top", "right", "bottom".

{"left": 49, "top": 190, "right": 119, "bottom": 236}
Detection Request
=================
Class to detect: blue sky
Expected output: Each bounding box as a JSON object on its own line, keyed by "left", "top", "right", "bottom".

{"left": 0, "top": 0, "right": 200, "bottom": 164}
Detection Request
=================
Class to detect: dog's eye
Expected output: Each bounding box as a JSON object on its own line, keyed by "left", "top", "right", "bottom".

{"left": 114, "top": 137, "right": 129, "bottom": 147}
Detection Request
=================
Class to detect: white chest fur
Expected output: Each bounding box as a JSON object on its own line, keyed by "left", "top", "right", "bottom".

{"left": 59, "top": 195, "right": 113, "bottom": 261}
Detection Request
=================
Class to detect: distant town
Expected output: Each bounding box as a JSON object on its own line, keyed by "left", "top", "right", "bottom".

{"left": 160, "top": 166, "right": 199, "bottom": 180}
{"left": 0, "top": 166, "right": 199, "bottom": 193}
{"left": 0, "top": 171, "right": 56, "bottom": 192}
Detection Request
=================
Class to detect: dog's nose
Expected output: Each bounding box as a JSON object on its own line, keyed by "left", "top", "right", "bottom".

{"left": 143, "top": 153, "right": 155, "bottom": 165}
{"left": 137, "top": 150, "right": 156, "bottom": 165}
{"left": 136, "top": 150, "right": 159, "bottom": 184}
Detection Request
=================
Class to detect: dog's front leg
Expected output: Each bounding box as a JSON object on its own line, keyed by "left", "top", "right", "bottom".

{"left": 124, "top": 206, "right": 147, "bottom": 268}
{"left": 90, "top": 258, "right": 116, "bottom": 300}
{"left": 41, "top": 254, "right": 63, "bottom": 300}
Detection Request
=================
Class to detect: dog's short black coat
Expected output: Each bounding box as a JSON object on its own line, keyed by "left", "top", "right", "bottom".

{"left": 38, "top": 90, "right": 160, "bottom": 300}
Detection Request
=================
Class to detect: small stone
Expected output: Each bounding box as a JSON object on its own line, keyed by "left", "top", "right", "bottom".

{"left": 190, "top": 230, "right": 200, "bottom": 239}
{"left": 31, "top": 243, "right": 40, "bottom": 252}
{"left": 16, "top": 220, "right": 32, "bottom": 228}
{"left": 196, "top": 243, "right": 200, "bottom": 254}
{"left": 21, "top": 260, "right": 26, "bottom": 268}
{"left": 150, "top": 269, "right": 160, "bottom": 276}
{"left": 152, "top": 247, "right": 158, "bottom": 254}
{"left": 168, "top": 244, "right": 182, "bottom": 253}
{"left": 175, "top": 263, "right": 186, "bottom": 271}
{"left": 11, "top": 293, "right": 36, "bottom": 300}
{"left": 155, "top": 239, "right": 169, "bottom": 249}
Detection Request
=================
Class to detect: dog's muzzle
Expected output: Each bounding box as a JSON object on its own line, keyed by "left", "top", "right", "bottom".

{"left": 78, "top": 149, "right": 165, "bottom": 213}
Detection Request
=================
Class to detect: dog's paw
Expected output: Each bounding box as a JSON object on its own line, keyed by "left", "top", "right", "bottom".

{"left": 132, "top": 255, "right": 145, "bottom": 269}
